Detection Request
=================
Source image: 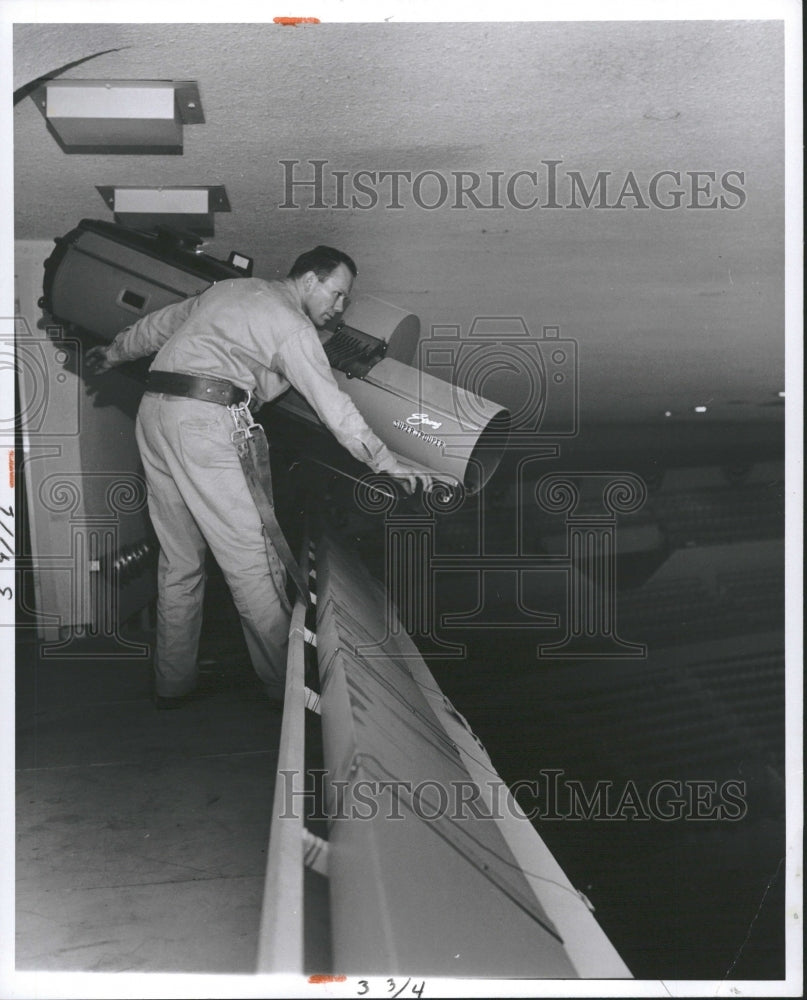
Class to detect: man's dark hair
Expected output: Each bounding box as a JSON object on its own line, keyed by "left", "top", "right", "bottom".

{"left": 288, "top": 245, "right": 358, "bottom": 280}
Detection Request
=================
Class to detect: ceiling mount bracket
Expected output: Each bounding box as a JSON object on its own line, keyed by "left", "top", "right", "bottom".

{"left": 31, "top": 78, "right": 205, "bottom": 154}
{"left": 96, "top": 185, "right": 230, "bottom": 237}
{"left": 173, "top": 81, "right": 205, "bottom": 125}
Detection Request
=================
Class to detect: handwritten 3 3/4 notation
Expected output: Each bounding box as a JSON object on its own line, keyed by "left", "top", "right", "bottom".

{"left": 356, "top": 978, "right": 425, "bottom": 998}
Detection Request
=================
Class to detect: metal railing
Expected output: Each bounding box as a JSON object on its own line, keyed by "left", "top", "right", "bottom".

{"left": 255, "top": 535, "right": 313, "bottom": 973}
{"left": 257, "top": 527, "right": 631, "bottom": 978}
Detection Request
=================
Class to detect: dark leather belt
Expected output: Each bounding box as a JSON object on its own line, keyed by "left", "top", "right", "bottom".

{"left": 146, "top": 370, "right": 249, "bottom": 406}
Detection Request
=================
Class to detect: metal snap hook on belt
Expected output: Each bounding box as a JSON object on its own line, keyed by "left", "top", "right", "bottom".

{"left": 228, "top": 391, "right": 255, "bottom": 441}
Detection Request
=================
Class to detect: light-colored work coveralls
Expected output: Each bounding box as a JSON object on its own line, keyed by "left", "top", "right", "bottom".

{"left": 104, "top": 277, "right": 401, "bottom": 699}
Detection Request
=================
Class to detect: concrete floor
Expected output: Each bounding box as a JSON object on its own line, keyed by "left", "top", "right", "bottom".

{"left": 15, "top": 620, "right": 281, "bottom": 974}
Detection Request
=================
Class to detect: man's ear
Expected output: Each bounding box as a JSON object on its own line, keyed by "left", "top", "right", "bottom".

{"left": 302, "top": 270, "right": 317, "bottom": 291}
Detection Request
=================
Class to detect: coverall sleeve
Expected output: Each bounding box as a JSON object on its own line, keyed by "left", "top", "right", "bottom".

{"left": 272, "top": 326, "right": 402, "bottom": 475}
{"left": 106, "top": 295, "right": 202, "bottom": 364}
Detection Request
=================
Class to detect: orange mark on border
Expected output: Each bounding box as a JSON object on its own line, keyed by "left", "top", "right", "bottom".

{"left": 308, "top": 974, "right": 347, "bottom": 983}
{"left": 8, "top": 449, "right": 13, "bottom": 489}
{"left": 274, "top": 16, "right": 321, "bottom": 25}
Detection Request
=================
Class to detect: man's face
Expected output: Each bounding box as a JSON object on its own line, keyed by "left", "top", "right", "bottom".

{"left": 302, "top": 263, "right": 354, "bottom": 327}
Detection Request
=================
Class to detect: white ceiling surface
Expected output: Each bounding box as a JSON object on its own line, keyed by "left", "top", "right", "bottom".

{"left": 13, "top": 21, "right": 785, "bottom": 424}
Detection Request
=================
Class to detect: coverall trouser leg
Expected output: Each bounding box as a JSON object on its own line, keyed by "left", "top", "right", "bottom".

{"left": 135, "top": 393, "right": 291, "bottom": 699}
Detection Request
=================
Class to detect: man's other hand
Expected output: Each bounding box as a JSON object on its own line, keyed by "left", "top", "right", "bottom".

{"left": 84, "top": 345, "right": 115, "bottom": 375}
{"left": 385, "top": 459, "right": 456, "bottom": 496}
